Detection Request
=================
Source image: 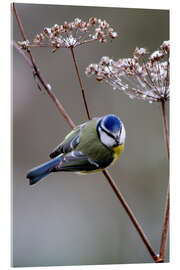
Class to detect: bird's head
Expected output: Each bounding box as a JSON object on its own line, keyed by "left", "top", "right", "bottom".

{"left": 97, "top": 114, "right": 126, "bottom": 148}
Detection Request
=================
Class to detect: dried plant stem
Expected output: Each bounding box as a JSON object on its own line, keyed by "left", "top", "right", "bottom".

{"left": 102, "top": 170, "right": 160, "bottom": 262}
{"left": 69, "top": 44, "right": 160, "bottom": 263}
{"left": 159, "top": 100, "right": 170, "bottom": 262}
{"left": 159, "top": 184, "right": 169, "bottom": 262}
{"left": 13, "top": 41, "right": 33, "bottom": 68}
{"left": 13, "top": 3, "right": 160, "bottom": 263}
{"left": 161, "top": 101, "right": 170, "bottom": 159}
{"left": 12, "top": 3, "right": 75, "bottom": 130}
{"left": 70, "top": 47, "right": 91, "bottom": 120}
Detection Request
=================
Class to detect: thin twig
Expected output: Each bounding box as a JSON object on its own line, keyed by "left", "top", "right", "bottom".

{"left": 70, "top": 47, "right": 91, "bottom": 120}
{"left": 69, "top": 38, "right": 159, "bottom": 263}
{"left": 161, "top": 101, "right": 170, "bottom": 159}
{"left": 159, "top": 184, "right": 170, "bottom": 261}
{"left": 12, "top": 3, "right": 26, "bottom": 41}
{"left": 159, "top": 100, "right": 170, "bottom": 262}
{"left": 102, "top": 170, "right": 160, "bottom": 262}
{"left": 142, "top": 57, "right": 160, "bottom": 97}
{"left": 13, "top": 41, "right": 33, "bottom": 68}
{"left": 12, "top": 3, "right": 75, "bottom": 129}
{"left": 13, "top": 3, "right": 160, "bottom": 263}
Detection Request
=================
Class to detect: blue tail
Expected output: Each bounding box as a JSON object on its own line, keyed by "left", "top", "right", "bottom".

{"left": 27, "top": 155, "right": 63, "bottom": 185}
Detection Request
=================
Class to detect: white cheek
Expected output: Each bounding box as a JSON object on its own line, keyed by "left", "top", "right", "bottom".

{"left": 120, "top": 125, "right": 126, "bottom": 144}
{"left": 100, "top": 130, "right": 115, "bottom": 147}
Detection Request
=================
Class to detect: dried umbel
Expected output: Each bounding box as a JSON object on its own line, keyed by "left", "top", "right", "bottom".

{"left": 86, "top": 41, "right": 170, "bottom": 103}
{"left": 18, "top": 17, "right": 118, "bottom": 52}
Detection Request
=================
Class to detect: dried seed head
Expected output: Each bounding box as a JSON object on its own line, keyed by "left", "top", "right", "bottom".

{"left": 134, "top": 47, "right": 147, "bottom": 56}
{"left": 86, "top": 40, "right": 170, "bottom": 103}
{"left": 88, "top": 17, "right": 97, "bottom": 25}
{"left": 109, "top": 31, "right": 118, "bottom": 39}
{"left": 149, "top": 50, "right": 164, "bottom": 63}
{"left": 19, "top": 17, "right": 118, "bottom": 51}
{"left": 33, "top": 33, "right": 45, "bottom": 45}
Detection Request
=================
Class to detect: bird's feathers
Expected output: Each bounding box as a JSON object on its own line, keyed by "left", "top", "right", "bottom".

{"left": 27, "top": 155, "right": 63, "bottom": 185}
{"left": 49, "top": 123, "right": 85, "bottom": 158}
{"left": 49, "top": 117, "right": 114, "bottom": 172}
{"left": 27, "top": 115, "right": 125, "bottom": 185}
{"left": 51, "top": 150, "right": 100, "bottom": 172}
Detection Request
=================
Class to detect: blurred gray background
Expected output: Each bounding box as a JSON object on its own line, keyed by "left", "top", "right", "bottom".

{"left": 12, "top": 3, "right": 169, "bottom": 267}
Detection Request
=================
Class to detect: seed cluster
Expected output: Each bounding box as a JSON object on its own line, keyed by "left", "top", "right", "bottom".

{"left": 18, "top": 17, "right": 118, "bottom": 51}
{"left": 86, "top": 41, "right": 170, "bottom": 103}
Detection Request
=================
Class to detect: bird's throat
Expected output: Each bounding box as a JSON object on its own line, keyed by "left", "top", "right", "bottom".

{"left": 112, "top": 144, "right": 125, "bottom": 162}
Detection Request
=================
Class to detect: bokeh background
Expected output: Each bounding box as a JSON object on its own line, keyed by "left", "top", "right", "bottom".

{"left": 12, "top": 3, "right": 169, "bottom": 267}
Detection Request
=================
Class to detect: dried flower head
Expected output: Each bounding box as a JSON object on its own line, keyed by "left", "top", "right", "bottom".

{"left": 18, "top": 18, "right": 118, "bottom": 52}
{"left": 86, "top": 41, "right": 170, "bottom": 103}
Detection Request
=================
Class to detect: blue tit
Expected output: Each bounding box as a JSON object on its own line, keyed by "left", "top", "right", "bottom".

{"left": 27, "top": 114, "right": 126, "bottom": 185}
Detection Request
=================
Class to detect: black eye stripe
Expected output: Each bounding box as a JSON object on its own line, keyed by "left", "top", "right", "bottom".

{"left": 101, "top": 127, "right": 116, "bottom": 139}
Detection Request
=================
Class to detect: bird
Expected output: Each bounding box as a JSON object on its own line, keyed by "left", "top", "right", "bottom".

{"left": 27, "top": 114, "right": 126, "bottom": 185}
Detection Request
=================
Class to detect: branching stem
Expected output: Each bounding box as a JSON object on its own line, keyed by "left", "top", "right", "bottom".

{"left": 12, "top": 3, "right": 75, "bottom": 129}
{"left": 13, "top": 3, "right": 161, "bottom": 263}
{"left": 69, "top": 34, "right": 159, "bottom": 263}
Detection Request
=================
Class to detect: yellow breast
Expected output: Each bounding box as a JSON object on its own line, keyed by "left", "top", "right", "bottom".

{"left": 79, "top": 144, "right": 125, "bottom": 174}
{"left": 112, "top": 144, "right": 125, "bottom": 162}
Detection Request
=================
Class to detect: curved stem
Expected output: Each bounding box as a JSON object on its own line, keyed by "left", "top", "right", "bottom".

{"left": 70, "top": 47, "right": 91, "bottom": 120}
{"left": 12, "top": 3, "right": 75, "bottom": 130}
{"left": 102, "top": 169, "right": 160, "bottom": 262}
{"left": 159, "top": 100, "right": 170, "bottom": 262}
{"left": 70, "top": 40, "right": 159, "bottom": 263}
{"left": 13, "top": 3, "right": 159, "bottom": 263}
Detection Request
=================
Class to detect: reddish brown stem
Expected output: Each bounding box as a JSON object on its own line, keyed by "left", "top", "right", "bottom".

{"left": 70, "top": 47, "right": 91, "bottom": 120}
{"left": 159, "top": 184, "right": 169, "bottom": 261}
{"left": 161, "top": 101, "right": 170, "bottom": 159}
{"left": 13, "top": 3, "right": 159, "bottom": 263}
{"left": 102, "top": 170, "right": 160, "bottom": 262}
{"left": 159, "top": 101, "right": 170, "bottom": 262}
{"left": 70, "top": 35, "right": 159, "bottom": 262}
{"left": 13, "top": 41, "right": 33, "bottom": 68}
{"left": 12, "top": 3, "right": 75, "bottom": 129}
